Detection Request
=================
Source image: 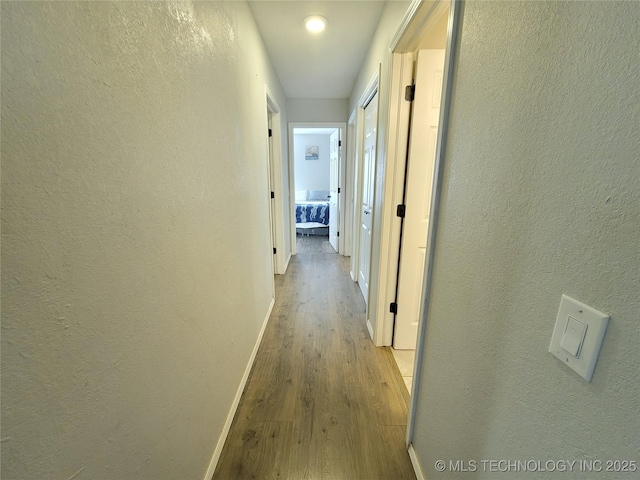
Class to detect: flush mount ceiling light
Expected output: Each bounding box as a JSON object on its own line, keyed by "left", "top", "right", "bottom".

{"left": 304, "top": 15, "right": 327, "bottom": 33}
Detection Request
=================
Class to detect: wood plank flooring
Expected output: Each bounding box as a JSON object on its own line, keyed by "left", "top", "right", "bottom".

{"left": 213, "top": 235, "right": 415, "bottom": 480}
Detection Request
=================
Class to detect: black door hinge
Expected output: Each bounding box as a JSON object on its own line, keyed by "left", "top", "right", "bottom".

{"left": 268, "top": 128, "right": 273, "bottom": 137}
{"left": 338, "top": 140, "right": 342, "bottom": 147}
{"left": 396, "top": 204, "right": 406, "bottom": 218}
{"left": 390, "top": 302, "right": 398, "bottom": 314}
{"left": 405, "top": 85, "right": 415, "bottom": 101}
{"left": 273, "top": 247, "right": 276, "bottom": 254}
{"left": 270, "top": 191, "right": 275, "bottom": 199}
{"left": 338, "top": 187, "right": 341, "bottom": 193}
{"left": 337, "top": 231, "right": 340, "bottom": 237}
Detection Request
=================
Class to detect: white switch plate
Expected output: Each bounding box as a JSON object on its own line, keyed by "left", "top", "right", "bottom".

{"left": 549, "top": 295, "right": 609, "bottom": 382}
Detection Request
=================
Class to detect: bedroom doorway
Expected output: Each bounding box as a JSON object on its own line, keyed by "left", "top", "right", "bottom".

{"left": 288, "top": 123, "right": 347, "bottom": 257}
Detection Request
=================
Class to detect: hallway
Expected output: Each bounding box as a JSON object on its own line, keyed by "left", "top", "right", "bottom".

{"left": 214, "top": 236, "right": 416, "bottom": 479}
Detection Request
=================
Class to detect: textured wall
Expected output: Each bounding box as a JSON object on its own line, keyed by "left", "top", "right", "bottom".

{"left": 293, "top": 134, "right": 332, "bottom": 192}
{"left": 1, "top": 2, "right": 287, "bottom": 478}
{"left": 412, "top": 1, "right": 640, "bottom": 478}
{"left": 287, "top": 98, "right": 349, "bottom": 123}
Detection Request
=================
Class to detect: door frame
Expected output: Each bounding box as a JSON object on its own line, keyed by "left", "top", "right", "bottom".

{"left": 350, "top": 71, "right": 380, "bottom": 320}
{"left": 374, "top": 0, "right": 450, "bottom": 348}
{"left": 370, "top": 0, "right": 462, "bottom": 457}
{"left": 344, "top": 110, "right": 357, "bottom": 259}
{"left": 382, "top": 0, "right": 463, "bottom": 455}
{"left": 265, "top": 86, "right": 288, "bottom": 275}
{"left": 328, "top": 129, "right": 341, "bottom": 253}
{"left": 288, "top": 122, "right": 347, "bottom": 256}
{"left": 370, "top": 51, "right": 415, "bottom": 347}
{"left": 266, "top": 112, "right": 277, "bottom": 278}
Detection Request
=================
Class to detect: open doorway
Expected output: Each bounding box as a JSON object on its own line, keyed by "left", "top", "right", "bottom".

{"left": 292, "top": 127, "right": 335, "bottom": 245}
{"left": 288, "top": 123, "right": 347, "bottom": 256}
{"left": 381, "top": 3, "right": 451, "bottom": 393}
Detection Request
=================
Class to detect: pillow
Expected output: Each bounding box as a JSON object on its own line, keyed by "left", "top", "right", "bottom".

{"left": 295, "top": 190, "right": 308, "bottom": 202}
{"left": 308, "top": 190, "right": 330, "bottom": 201}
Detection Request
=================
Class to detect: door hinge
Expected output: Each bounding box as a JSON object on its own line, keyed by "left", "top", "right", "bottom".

{"left": 405, "top": 85, "right": 415, "bottom": 102}
{"left": 338, "top": 140, "right": 342, "bottom": 147}
{"left": 338, "top": 187, "right": 341, "bottom": 193}
{"left": 268, "top": 128, "right": 273, "bottom": 137}
{"left": 390, "top": 302, "right": 398, "bottom": 314}
{"left": 270, "top": 191, "right": 275, "bottom": 199}
{"left": 337, "top": 231, "right": 340, "bottom": 237}
{"left": 396, "top": 204, "right": 406, "bottom": 218}
{"left": 273, "top": 247, "right": 277, "bottom": 254}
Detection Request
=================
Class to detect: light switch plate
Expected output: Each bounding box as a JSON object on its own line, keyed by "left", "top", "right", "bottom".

{"left": 549, "top": 295, "right": 609, "bottom": 382}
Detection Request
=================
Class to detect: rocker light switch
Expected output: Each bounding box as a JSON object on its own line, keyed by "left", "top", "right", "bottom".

{"left": 559, "top": 316, "right": 587, "bottom": 357}
{"left": 549, "top": 295, "right": 609, "bottom": 382}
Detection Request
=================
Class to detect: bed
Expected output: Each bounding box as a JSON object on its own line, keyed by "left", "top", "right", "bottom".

{"left": 295, "top": 190, "right": 330, "bottom": 235}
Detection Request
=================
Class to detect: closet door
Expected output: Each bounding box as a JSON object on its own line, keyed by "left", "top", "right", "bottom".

{"left": 358, "top": 91, "right": 378, "bottom": 304}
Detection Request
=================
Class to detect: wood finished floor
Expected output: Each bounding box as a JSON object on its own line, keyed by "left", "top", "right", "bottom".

{"left": 213, "top": 235, "right": 415, "bottom": 480}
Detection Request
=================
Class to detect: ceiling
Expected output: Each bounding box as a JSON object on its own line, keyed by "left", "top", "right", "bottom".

{"left": 293, "top": 127, "right": 338, "bottom": 135}
{"left": 248, "top": 1, "right": 387, "bottom": 99}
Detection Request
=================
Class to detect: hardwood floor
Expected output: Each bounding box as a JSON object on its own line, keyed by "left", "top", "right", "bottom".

{"left": 213, "top": 235, "right": 415, "bottom": 480}
{"left": 295, "top": 234, "right": 337, "bottom": 254}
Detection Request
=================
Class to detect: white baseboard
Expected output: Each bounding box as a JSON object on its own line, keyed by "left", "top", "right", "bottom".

{"left": 366, "top": 319, "right": 374, "bottom": 340}
{"left": 408, "top": 443, "right": 425, "bottom": 480}
{"left": 203, "top": 297, "right": 275, "bottom": 480}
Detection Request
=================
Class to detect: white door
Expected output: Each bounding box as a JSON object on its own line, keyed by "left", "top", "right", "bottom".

{"left": 328, "top": 130, "right": 340, "bottom": 252}
{"left": 267, "top": 115, "right": 277, "bottom": 274}
{"left": 358, "top": 92, "right": 378, "bottom": 303}
{"left": 394, "top": 49, "right": 445, "bottom": 349}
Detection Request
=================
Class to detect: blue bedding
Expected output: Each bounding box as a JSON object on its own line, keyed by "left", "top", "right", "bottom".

{"left": 295, "top": 202, "right": 329, "bottom": 225}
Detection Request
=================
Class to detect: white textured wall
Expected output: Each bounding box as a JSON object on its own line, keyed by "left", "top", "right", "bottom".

{"left": 349, "top": 0, "right": 411, "bottom": 326}
{"left": 1, "top": 2, "right": 287, "bottom": 478}
{"left": 412, "top": 2, "right": 640, "bottom": 478}
{"left": 287, "top": 98, "right": 349, "bottom": 123}
{"left": 293, "top": 134, "right": 332, "bottom": 192}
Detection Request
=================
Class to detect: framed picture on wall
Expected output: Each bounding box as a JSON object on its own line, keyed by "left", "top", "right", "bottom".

{"left": 305, "top": 145, "right": 319, "bottom": 160}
